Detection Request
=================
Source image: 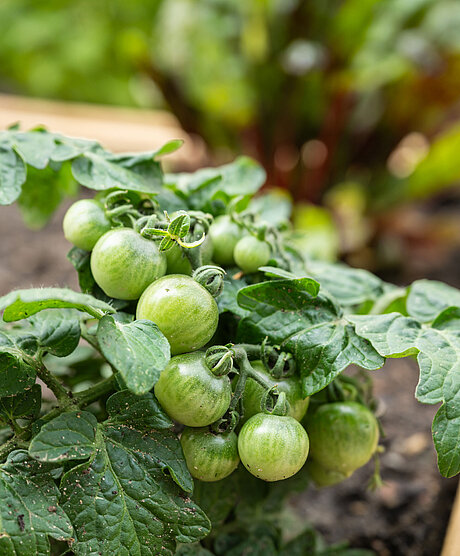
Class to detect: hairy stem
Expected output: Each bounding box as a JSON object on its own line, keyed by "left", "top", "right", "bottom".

{"left": 23, "top": 354, "right": 71, "bottom": 404}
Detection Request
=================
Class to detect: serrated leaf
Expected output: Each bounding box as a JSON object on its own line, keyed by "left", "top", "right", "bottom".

{"left": 0, "top": 450, "right": 73, "bottom": 555}
{"left": 432, "top": 405, "right": 460, "bottom": 478}
{"left": 0, "top": 287, "right": 115, "bottom": 322}
{"left": 106, "top": 390, "right": 173, "bottom": 431}
{"left": 350, "top": 309, "right": 460, "bottom": 477}
{"left": 0, "top": 353, "right": 36, "bottom": 397}
{"left": 8, "top": 131, "right": 56, "bottom": 169}
{"left": 0, "top": 384, "right": 41, "bottom": 421}
{"left": 168, "top": 212, "right": 190, "bottom": 237}
{"left": 160, "top": 236, "right": 176, "bottom": 251}
{"left": 51, "top": 134, "right": 99, "bottom": 161}
{"left": 237, "top": 280, "right": 384, "bottom": 396}
{"left": 97, "top": 316, "right": 170, "bottom": 395}
{"left": 29, "top": 411, "right": 98, "bottom": 463}
{"left": 61, "top": 422, "right": 209, "bottom": 555}
{"left": 305, "top": 260, "right": 384, "bottom": 306}
{"left": 166, "top": 156, "right": 265, "bottom": 211}
{"left": 407, "top": 279, "right": 460, "bottom": 322}
{"left": 217, "top": 274, "right": 249, "bottom": 317}
{"left": 72, "top": 150, "right": 163, "bottom": 193}
{"left": 0, "top": 145, "right": 27, "bottom": 205}
{"left": 29, "top": 309, "right": 81, "bottom": 357}
{"left": 18, "top": 163, "right": 77, "bottom": 229}
{"left": 66, "top": 247, "right": 96, "bottom": 293}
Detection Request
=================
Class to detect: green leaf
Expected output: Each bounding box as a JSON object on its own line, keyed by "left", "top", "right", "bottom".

{"left": 0, "top": 145, "right": 27, "bottom": 205}
{"left": 160, "top": 236, "right": 176, "bottom": 251}
{"left": 51, "top": 134, "right": 99, "bottom": 162}
{"left": 350, "top": 309, "right": 460, "bottom": 477}
{"left": 0, "top": 287, "right": 115, "bottom": 322}
{"left": 29, "top": 309, "right": 81, "bottom": 357}
{"left": 61, "top": 422, "right": 209, "bottom": 555}
{"left": 29, "top": 411, "right": 98, "bottom": 463}
{"left": 432, "top": 405, "right": 460, "bottom": 479}
{"left": 72, "top": 150, "right": 163, "bottom": 193}
{"left": 0, "top": 384, "right": 41, "bottom": 421}
{"left": 18, "top": 163, "right": 77, "bottom": 229}
{"left": 0, "top": 450, "right": 73, "bottom": 555}
{"left": 7, "top": 130, "right": 56, "bottom": 170}
{"left": 97, "top": 316, "right": 170, "bottom": 395}
{"left": 305, "top": 260, "right": 384, "bottom": 306}
{"left": 153, "top": 139, "right": 184, "bottom": 158}
{"left": 167, "top": 156, "right": 266, "bottom": 210}
{"left": 66, "top": 247, "right": 96, "bottom": 293}
{"left": 106, "top": 390, "right": 173, "bottom": 431}
{"left": 168, "top": 211, "right": 190, "bottom": 237}
{"left": 237, "top": 280, "right": 384, "bottom": 396}
{"left": 217, "top": 274, "right": 249, "bottom": 317}
{"left": 406, "top": 279, "right": 460, "bottom": 322}
{"left": 0, "top": 353, "right": 36, "bottom": 397}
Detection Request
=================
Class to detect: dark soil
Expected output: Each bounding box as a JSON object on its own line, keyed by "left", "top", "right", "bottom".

{"left": 1, "top": 203, "right": 457, "bottom": 556}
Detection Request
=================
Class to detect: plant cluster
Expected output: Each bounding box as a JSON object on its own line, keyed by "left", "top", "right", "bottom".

{"left": 0, "top": 129, "right": 459, "bottom": 555}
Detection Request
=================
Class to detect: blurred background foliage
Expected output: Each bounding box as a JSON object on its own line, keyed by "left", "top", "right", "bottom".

{"left": 1, "top": 0, "right": 460, "bottom": 279}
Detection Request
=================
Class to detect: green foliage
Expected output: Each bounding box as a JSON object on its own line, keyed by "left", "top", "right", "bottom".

{"left": 0, "top": 131, "right": 459, "bottom": 555}
{"left": 0, "top": 451, "right": 74, "bottom": 555}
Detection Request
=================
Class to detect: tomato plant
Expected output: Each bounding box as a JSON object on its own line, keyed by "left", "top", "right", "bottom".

{"left": 0, "top": 129, "right": 459, "bottom": 555}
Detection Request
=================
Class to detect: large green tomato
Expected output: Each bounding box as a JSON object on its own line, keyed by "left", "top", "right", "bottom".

{"left": 136, "top": 275, "right": 219, "bottom": 355}
{"left": 165, "top": 235, "right": 214, "bottom": 275}
{"left": 154, "top": 351, "right": 232, "bottom": 427}
{"left": 241, "top": 361, "right": 309, "bottom": 423}
{"left": 233, "top": 236, "right": 271, "bottom": 274}
{"left": 63, "top": 199, "right": 111, "bottom": 251}
{"left": 90, "top": 228, "right": 166, "bottom": 300}
{"left": 208, "top": 215, "right": 243, "bottom": 266}
{"left": 180, "top": 427, "right": 239, "bottom": 482}
{"left": 238, "top": 413, "right": 309, "bottom": 482}
{"left": 305, "top": 402, "right": 379, "bottom": 475}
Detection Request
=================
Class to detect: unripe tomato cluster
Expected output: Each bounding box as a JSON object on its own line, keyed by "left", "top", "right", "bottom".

{"left": 63, "top": 199, "right": 379, "bottom": 485}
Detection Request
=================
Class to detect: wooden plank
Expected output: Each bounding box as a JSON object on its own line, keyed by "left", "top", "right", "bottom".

{"left": 0, "top": 94, "right": 207, "bottom": 167}
{"left": 442, "top": 480, "right": 460, "bottom": 556}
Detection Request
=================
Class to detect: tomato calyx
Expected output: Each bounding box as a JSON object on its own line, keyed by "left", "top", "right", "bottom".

{"left": 205, "top": 345, "right": 234, "bottom": 376}
{"left": 193, "top": 265, "right": 226, "bottom": 297}
{"left": 103, "top": 189, "right": 157, "bottom": 228}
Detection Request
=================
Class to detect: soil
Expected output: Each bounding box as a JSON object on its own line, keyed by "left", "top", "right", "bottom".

{"left": 1, "top": 202, "right": 458, "bottom": 556}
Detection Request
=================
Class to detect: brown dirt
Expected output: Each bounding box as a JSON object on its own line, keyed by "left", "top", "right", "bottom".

{"left": 1, "top": 203, "right": 457, "bottom": 555}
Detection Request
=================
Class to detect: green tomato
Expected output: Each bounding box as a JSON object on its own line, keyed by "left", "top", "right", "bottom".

{"left": 136, "top": 274, "right": 219, "bottom": 355}
{"left": 233, "top": 236, "right": 271, "bottom": 274}
{"left": 154, "top": 351, "right": 232, "bottom": 427}
{"left": 241, "top": 361, "right": 309, "bottom": 423}
{"left": 305, "top": 402, "right": 379, "bottom": 475}
{"left": 238, "top": 413, "right": 309, "bottom": 482}
{"left": 180, "top": 427, "right": 239, "bottom": 482}
{"left": 208, "top": 215, "right": 243, "bottom": 266}
{"left": 90, "top": 228, "right": 167, "bottom": 300}
{"left": 63, "top": 199, "right": 111, "bottom": 251}
{"left": 165, "top": 235, "right": 214, "bottom": 275}
{"left": 306, "top": 460, "right": 350, "bottom": 488}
